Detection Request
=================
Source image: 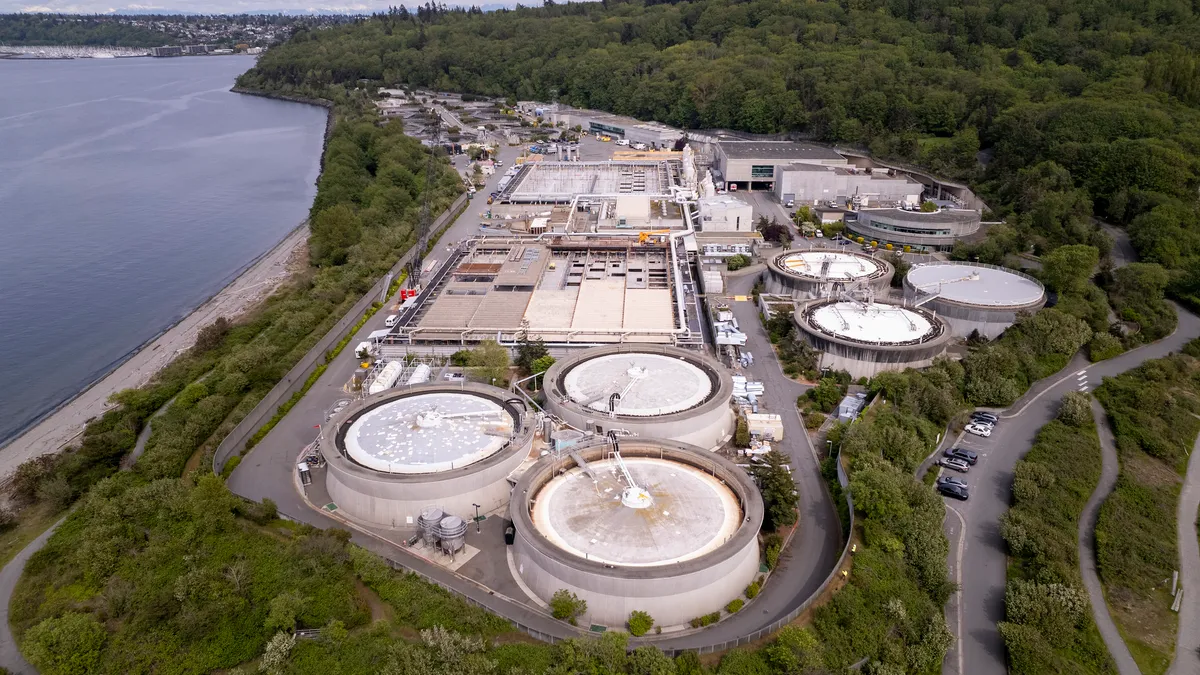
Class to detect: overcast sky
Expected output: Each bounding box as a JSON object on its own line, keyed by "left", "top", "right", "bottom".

{"left": 8, "top": 1, "right": 519, "bottom": 14}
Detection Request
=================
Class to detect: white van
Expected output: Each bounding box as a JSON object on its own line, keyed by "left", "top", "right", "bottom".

{"left": 615, "top": 139, "right": 630, "bottom": 146}
{"left": 384, "top": 314, "right": 399, "bottom": 327}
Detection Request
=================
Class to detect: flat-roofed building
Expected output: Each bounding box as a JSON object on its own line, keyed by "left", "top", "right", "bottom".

{"left": 774, "top": 164, "right": 922, "bottom": 207}
{"left": 715, "top": 141, "right": 848, "bottom": 190}
{"left": 847, "top": 207, "right": 982, "bottom": 252}
{"left": 698, "top": 195, "right": 753, "bottom": 233}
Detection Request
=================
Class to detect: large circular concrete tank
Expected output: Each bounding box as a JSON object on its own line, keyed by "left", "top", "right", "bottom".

{"left": 794, "top": 299, "right": 952, "bottom": 379}
{"left": 321, "top": 382, "right": 533, "bottom": 529}
{"left": 903, "top": 261, "right": 1046, "bottom": 339}
{"left": 542, "top": 345, "right": 734, "bottom": 450}
{"left": 766, "top": 248, "right": 893, "bottom": 300}
{"left": 510, "top": 438, "right": 763, "bottom": 628}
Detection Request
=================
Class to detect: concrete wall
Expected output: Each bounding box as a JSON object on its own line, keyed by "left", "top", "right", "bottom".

{"left": 513, "top": 528, "right": 760, "bottom": 627}
{"left": 543, "top": 345, "right": 735, "bottom": 451}
{"left": 794, "top": 302, "right": 953, "bottom": 379}
{"left": 319, "top": 382, "right": 533, "bottom": 528}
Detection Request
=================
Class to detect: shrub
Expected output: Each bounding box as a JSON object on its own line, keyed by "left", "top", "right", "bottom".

{"left": 627, "top": 610, "right": 654, "bottom": 636}
{"left": 734, "top": 416, "right": 751, "bottom": 447}
{"left": 689, "top": 612, "right": 721, "bottom": 628}
{"left": 22, "top": 612, "right": 106, "bottom": 675}
{"left": 550, "top": 589, "right": 587, "bottom": 624}
{"left": 1088, "top": 332, "right": 1123, "bottom": 361}
{"left": 35, "top": 475, "right": 75, "bottom": 511}
{"left": 0, "top": 508, "right": 16, "bottom": 532}
{"left": 764, "top": 533, "right": 784, "bottom": 569}
{"left": 745, "top": 581, "right": 761, "bottom": 599}
{"left": 1057, "top": 392, "right": 1092, "bottom": 427}
{"left": 726, "top": 598, "right": 744, "bottom": 613}
{"left": 805, "top": 412, "right": 826, "bottom": 430}
{"left": 727, "top": 254, "right": 751, "bottom": 271}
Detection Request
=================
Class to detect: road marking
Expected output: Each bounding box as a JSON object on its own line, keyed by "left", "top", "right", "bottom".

{"left": 947, "top": 504, "right": 967, "bottom": 675}
{"left": 1077, "top": 370, "right": 1088, "bottom": 376}
{"left": 1078, "top": 374, "right": 1088, "bottom": 381}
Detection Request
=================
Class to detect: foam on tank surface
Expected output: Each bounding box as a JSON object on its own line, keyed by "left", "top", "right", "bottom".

{"left": 344, "top": 392, "right": 513, "bottom": 474}
{"left": 779, "top": 251, "right": 881, "bottom": 280}
{"left": 531, "top": 457, "right": 740, "bottom": 567}
{"left": 810, "top": 301, "right": 934, "bottom": 343}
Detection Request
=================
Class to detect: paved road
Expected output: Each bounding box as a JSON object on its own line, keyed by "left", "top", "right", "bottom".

{"left": 1082, "top": 399, "right": 1141, "bottom": 675}
{"left": 943, "top": 306, "right": 1200, "bottom": 675}
{"left": 1168, "top": 429, "right": 1200, "bottom": 675}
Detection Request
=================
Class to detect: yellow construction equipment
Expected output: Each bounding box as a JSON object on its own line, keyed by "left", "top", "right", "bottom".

{"left": 637, "top": 230, "right": 672, "bottom": 244}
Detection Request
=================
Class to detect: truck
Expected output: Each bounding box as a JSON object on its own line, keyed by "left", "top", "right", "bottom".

{"left": 354, "top": 341, "right": 373, "bottom": 359}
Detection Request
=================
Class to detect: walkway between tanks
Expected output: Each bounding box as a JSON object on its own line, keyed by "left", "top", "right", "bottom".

{"left": 1082, "top": 399, "right": 1142, "bottom": 675}
{"left": 1167, "top": 428, "right": 1200, "bottom": 675}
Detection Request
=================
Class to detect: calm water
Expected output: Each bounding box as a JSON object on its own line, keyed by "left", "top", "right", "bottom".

{"left": 0, "top": 55, "right": 327, "bottom": 446}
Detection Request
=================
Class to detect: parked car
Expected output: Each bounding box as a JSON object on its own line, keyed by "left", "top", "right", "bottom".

{"left": 972, "top": 411, "right": 999, "bottom": 424}
{"left": 937, "top": 475, "right": 968, "bottom": 489}
{"left": 965, "top": 423, "right": 992, "bottom": 437}
{"left": 938, "top": 482, "right": 970, "bottom": 501}
{"left": 939, "top": 457, "right": 970, "bottom": 473}
{"left": 944, "top": 447, "right": 978, "bottom": 465}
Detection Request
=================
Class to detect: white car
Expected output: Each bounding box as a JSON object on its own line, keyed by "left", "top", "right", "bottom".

{"left": 965, "top": 423, "right": 992, "bottom": 438}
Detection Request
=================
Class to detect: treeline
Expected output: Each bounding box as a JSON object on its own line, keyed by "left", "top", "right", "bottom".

{"left": 240, "top": 0, "right": 1200, "bottom": 273}
{"left": 1092, "top": 346, "right": 1200, "bottom": 672}
{"left": 999, "top": 392, "right": 1114, "bottom": 674}
{"left": 0, "top": 15, "right": 172, "bottom": 47}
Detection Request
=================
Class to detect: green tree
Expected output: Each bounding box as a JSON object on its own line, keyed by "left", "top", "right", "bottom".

{"left": 628, "top": 610, "right": 654, "bottom": 636}
{"left": 22, "top": 612, "right": 107, "bottom": 675}
{"left": 264, "top": 590, "right": 308, "bottom": 633}
{"left": 549, "top": 589, "right": 587, "bottom": 624}
{"left": 514, "top": 336, "right": 549, "bottom": 375}
{"left": 1041, "top": 245, "right": 1099, "bottom": 295}
{"left": 469, "top": 339, "right": 510, "bottom": 386}
{"left": 750, "top": 450, "right": 799, "bottom": 531}
{"left": 1057, "top": 392, "right": 1092, "bottom": 427}
{"left": 628, "top": 646, "right": 676, "bottom": 675}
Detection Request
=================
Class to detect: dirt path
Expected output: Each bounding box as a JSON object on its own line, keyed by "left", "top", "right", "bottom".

{"left": 1083, "top": 399, "right": 1142, "bottom": 675}
{"left": 1167, "top": 429, "right": 1200, "bottom": 674}
{"left": 0, "top": 225, "right": 308, "bottom": 481}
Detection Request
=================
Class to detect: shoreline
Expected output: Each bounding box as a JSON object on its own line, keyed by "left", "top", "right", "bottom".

{"left": 0, "top": 223, "right": 310, "bottom": 480}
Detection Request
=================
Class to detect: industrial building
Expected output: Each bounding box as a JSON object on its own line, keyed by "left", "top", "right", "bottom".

{"left": 794, "top": 299, "right": 952, "bottom": 378}
{"left": 548, "top": 107, "right": 684, "bottom": 148}
{"left": 765, "top": 249, "right": 894, "bottom": 301}
{"left": 773, "top": 164, "right": 923, "bottom": 208}
{"left": 384, "top": 238, "right": 705, "bottom": 350}
{"left": 542, "top": 345, "right": 735, "bottom": 450}
{"left": 903, "top": 262, "right": 1046, "bottom": 338}
{"left": 713, "top": 141, "right": 848, "bottom": 191}
{"left": 150, "top": 46, "right": 183, "bottom": 57}
{"left": 510, "top": 437, "right": 763, "bottom": 627}
{"left": 846, "top": 207, "right": 982, "bottom": 252}
{"left": 697, "top": 195, "right": 754, "bottom": 232}
{"left": 498, "top": 161, "right": 683, "bottom": 204}
{"left": 320, "top": 383, "right": 534, "bottom": 529}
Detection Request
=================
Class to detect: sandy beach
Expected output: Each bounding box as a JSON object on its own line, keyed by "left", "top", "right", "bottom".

{"left": 0, "top": 225, "right": 309, "bottom": 481}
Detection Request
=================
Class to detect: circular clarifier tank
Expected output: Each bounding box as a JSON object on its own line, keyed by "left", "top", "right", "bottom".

{"left": 562, "top": 352, "right": 714, "bottom": 416}
{"left": 809, "top": 301, "right": 935, "bottom": 344}
{"left": 905, "top": 262, "right": 1045, "bottom": 307}
{"left": 343, "top": 391, "right": 515, "bottom": 473}
{"left": 531, "top": 457, "right": 741, "bottom": 567}
{"left": 776, "top": 250, "right": 884, "bottom": 281}
{"left": 543, "top": 346, "right": 735, "bottom": 450}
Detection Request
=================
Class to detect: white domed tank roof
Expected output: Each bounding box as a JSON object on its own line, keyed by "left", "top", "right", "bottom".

{"left": 906, "top": 262, "right": 1044, "bottom": 308}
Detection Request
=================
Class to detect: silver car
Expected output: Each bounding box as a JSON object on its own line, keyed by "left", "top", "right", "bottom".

{"left": 940, "top": 457, "right": 970, "bottom": 473}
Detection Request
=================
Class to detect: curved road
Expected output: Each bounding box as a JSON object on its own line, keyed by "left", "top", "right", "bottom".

{"left": 943, "top": 306, "right": 1200, "bottom": 675}
{"left": 1168, "top": 429, "right": 1200, "bottom": 675}
{"left": 1082, "top": 399, "right": 1141, "bottom": 675}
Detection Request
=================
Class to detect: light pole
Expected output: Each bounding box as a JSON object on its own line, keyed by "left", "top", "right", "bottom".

{"left": 473, "top": 503, "right": 481, "bottom": 533}
{"left": 826, "top": 440, "right": 832, "bottom": 455}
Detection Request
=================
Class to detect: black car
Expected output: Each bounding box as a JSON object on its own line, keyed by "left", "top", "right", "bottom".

{"left": 972, "top": 411, "right": 999, "bottom": 424}
{"left": 937, "top": 475, "right": 967, "bottom": 489}
{"left": 944, "top": 447, "right": 978, "bottom": 465}
{"left": 938, "top": 482, "right": 969, "bottom": 500}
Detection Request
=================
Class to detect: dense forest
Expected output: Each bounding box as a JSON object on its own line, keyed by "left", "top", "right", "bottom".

{"left": 241, "top": 0, "right": 1200, "bottom": 295}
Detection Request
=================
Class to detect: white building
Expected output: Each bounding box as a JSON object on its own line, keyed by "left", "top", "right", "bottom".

{"left": 698, "top": 195, "right": 753, "bottom": 233}
{"left": 713, "top": 141, "right": 848, "bottom": 189}
{"left": 774, "top": 164, "right": 922, "bottom": 207}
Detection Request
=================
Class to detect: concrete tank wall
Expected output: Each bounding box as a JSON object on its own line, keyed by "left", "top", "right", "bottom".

{"left": 794, "top": 301, "right": 953, "bottom": 379}
{"left": 512, "top": 528, "right": 760, "bottom": 627}
{"left": 321, "top": 383, "right": 533, "bottom": 528}
{"left": 765, "top": 250, "right": 894, "bottom": 301}
{"left": 543, "top": 345, "right": 735, "bottom": 450}
{"left": 510, "top": 440, "right": 764, "bottom": 628}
